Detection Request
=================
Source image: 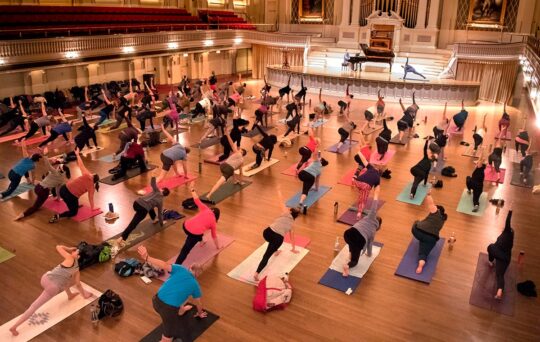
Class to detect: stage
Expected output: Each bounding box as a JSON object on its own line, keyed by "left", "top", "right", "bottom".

{"left": 266, "top": 65, "right": 480, "bottom": 105}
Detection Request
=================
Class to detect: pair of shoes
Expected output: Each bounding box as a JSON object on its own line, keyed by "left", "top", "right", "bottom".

{"left": 472, "top": 205, "right": 479, "bottom": 212}
{"left": 49, "top": 214, "right": 59, "bottom": 223}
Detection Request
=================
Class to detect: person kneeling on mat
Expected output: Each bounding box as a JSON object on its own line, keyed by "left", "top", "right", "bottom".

{"left": 411, "top": 190, "right": 447, "bottom": 274}
{"left": 176, "top": 183, "right": 221, "bottom": 265}
{"left": 487, "top": 206, "right": 514, "bottom": 299}
{"left": 297, "top": 151, "right": 329, "bottom": 214}
{"left": 138, "top": 245, "right": 206, "bottom": 342}
{"left": 1, "top": 141, "right": 41, "bottom": 199}
{"left": 254, "top": 203, "right": 300, "bottom": 281}
{"left": 343, "top": 185, "right": 382, "bottom": 277}
{"left": 111, "top": 141, "right": 148, "bottom": 181}
{"left": 466, "top": 146, "right": 487, "bottom": 212}
{"left": 409, "top": 139, "right": 438, "bottom": 199}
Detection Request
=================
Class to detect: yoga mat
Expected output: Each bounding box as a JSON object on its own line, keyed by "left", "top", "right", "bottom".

{"left": 227, "top": 242, "right": 309, "bottom": 285}
{"left": 447, "top": 124, "right": 464, "bottom": 136}
{"left": 140, "top": 307, "right": 219, "bottom": 342}
{"left": 456, "top": 189, "right": 488, "bottom": 217}
{"left": 484, "top": 166, "right": 506, "bottom": 183}
{"left": 0, "top": 282, "right": 101, "bottom": 341}
{"left": 369, "top": 150, "right": 396, "bottom": 165}
{"left": 337, "top": 199, "right": 386, "bottom": 225}
{"left": 141, "top": 174, "right": 197, "bottom": 194}
{"left": 362, "top": 125, "right": 383, "bottom": 135}
{"left": 469, "top": 253, "right": 517, "bottom": 316}
{"left": 394, "top": 238, "right": 445, "bottom": 284}
{"left": 396, "top": 182, "right": 431, "bottom": 205}
{"left": 306, "top": 119, "right": 328, "bottom": 128}
{"left": 0, "top": 183, "right": 34, "bottom": 202}
{"left": 96, "top": 118, "right": 116, "bottom": 127}
{"left": 105, "top": 219, "right": 180, "bottom": 255}
{"left": 97, "top": 123, "right": 127, "bottom": 134}
{"left": 326, "top": 140, "right": 358, "bottom": 154}
{"left": 319, "top": 269, "right": 362, "bottom": 294}
{"left": 494, "top": 131, "right": 512, "bottom": 141}
{"left": 98, "top": 154, "right": 118, "bottom": 163}
{"left": 80, "top": 146, "right": 103, "bottom": 156}
{"left": 330, "top": 242, "right": 383, "bottom": 278}
{"left": 13, "top": 135, "right": 48, "bottom": 146}
{"left": 462, "top": 146, "right": 480, "bottom": 158}
{"left": 510, "top": 163, "right": 536, "bottom": 188}
{"left": 0, "top": 246, "right": 15, "bottom": 263}
{"left": 284, "top": 234, "right": 311, "bottom": 248}
{"left": 191, "top": 136, "right": 221, "bottom": 149}
{"left": 200, "top": 181, "right": 252, "bottom": 205}
{"left": 42, "top": 198, "right": 103, "bottom": 222}
{"left": 158, "top": 233, "right": 235, "bottom": 282}
{"left": 389, "top": 134, "right": 410, "bottom": 145}
{"left": 429, "top": 159, "right": 445, "bottom": 174}
{"left": 281, "top": 163, "right": 305, "bottom": 176}
{"left": 240, "top": 158, "right": 279, "bottom": 177}
{"left": 144, "top": 124, "right": 162, "bottom": 133}
{"left": 100, "top": 165, "right": 157, "bottom": 186}
{"left": 338, "top": 169, "right": 356, "bottom": 186}
{"left": 203, "top": 155, "right": 224, "bottom": 165}
{"left": 505, "top": 149, "right": 522, "bottom": 164}
{"left": 0, "top": 132, "right": 25, "bottom": 143}
{"left": 285, "top": 186, "right": 332, "bottom": 209}
{"left": 242, "top": 126, "right": 275, "bottom": 138}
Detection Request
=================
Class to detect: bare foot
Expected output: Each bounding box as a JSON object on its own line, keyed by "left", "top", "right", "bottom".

{"left": 495, "top": 289, "right": 503, "bottom": 300}
{"left": 178, "top": 304, "right": 193, "bottom": 316}
{"left": 67, "top": 292, "right": 79, "bottom": 300}
{"left": 14, "top": 213, "right": 24, "bottom": 221}
{"left": 342, "top": 266, "right": 350, "bottom": 277}
{"left": 9, "top": 327, "right": 19, "bottom": 336}
{"left": 488, "top": 260, "right": 494, "bottom": 267}
{"left": 253, "top": 273, "right": 259, "bottom": 281}
{"left": 416, "top": 260, "right": 425, "bottom": 274}
{"left": 273, "top": 250, "right": 282, "bottom": 257}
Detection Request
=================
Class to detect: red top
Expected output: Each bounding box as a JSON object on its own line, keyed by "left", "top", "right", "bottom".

{"left": 306, "top": 136, "right": 318, "bottom": 152}
{"left": 184, "top": 198, "right": 217, "bottom": 238}
{"left": 125, "top": 143, "right": 144, "bottom": 159}
{"left": 66, "top": 173, "right": 94, "bottom": 198}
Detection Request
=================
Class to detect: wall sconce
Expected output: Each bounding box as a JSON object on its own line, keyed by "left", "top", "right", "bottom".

{"left": 122, "top": 46, "right": 135, "bottom": 54}
{"left": 204, "top": 40, "right": 214, "bottom": 47}
{"left": 168, "top": 42, "right": 179, "bottom": 49}
{"left": 65, "top": 51, "right": 80, "bottom": 59}
{"left": 183, "top": 53, "right": 188, "bottom": 57}
{"left": 216, "top": 50, "right": 221, "bottom": 54}
{"left": 234, "top": 37, "right": 243, "bottom": 44}
{"left": 0, "top": 59, "right": 5, "bottom": 65}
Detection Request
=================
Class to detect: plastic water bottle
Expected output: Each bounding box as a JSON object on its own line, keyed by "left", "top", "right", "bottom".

{"left": 495, "top": 199, "right": 502, "bottom": 215}
{"left": 333, "top": 201, "right": 339, "bottom": 217}
{"left": 518, "top": 251, "right": 525, "bottom": 265}
{"left": 334, "top": 237, "right": 340, "bottom": 251}
{"left": 447, "top": 232, "right": 456, "bottom": 250}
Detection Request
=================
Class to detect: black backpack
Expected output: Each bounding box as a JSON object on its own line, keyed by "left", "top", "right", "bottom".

{"left": 97, "top": 290, "right": 124, "bottom": 319}
{"left": 441, "top": 166, "right": 457, "bottom": 177}
{"left": 182, "top": 197, "right": 197, "bottom": 210}
{"left": 78, "top": 241, "right": 109, "bottom": 270}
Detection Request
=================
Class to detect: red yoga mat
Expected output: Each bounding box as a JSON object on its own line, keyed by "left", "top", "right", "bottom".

{"left": 281, "top": 162, "right": 304, "bottom": 176}
{"left": 42, "top": 198, "right": 102, "bottom": 222}
{"left": 338, "top": 169, "right": 356, "bottom": 186}
{"left": 370, "top": 149, "right": 396, "bottom": 165}
{"left": 141, "top": 174, "right": 197, "bottom": 194}
{"left": 0, "top": 132, "right": 26, "bottom": 143}
{"left": 14, "top": 135, "right": 48, "bottom": 146}
{"left": 484, "top": 165, "right": 506, "bottom": 183}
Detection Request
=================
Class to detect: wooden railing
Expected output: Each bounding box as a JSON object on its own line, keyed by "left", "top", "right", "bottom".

{"left": 452, "top": 42, "right": 525, "bottom": 59}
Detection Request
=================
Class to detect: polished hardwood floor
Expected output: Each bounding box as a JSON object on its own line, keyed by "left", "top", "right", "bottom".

{"left": 1, "top": 80, "right": 539, "bottom": 342}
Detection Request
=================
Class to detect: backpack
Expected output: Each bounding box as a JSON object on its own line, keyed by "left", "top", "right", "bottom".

{"left": 163, "top": 209, "right": 183, "bottom": 220}
{"left": 441, "top": 166, "right": 457, "bottom": 177}
{"left": 433, "top": 180, "right": 443, "bottom": 188}
{"left": 78, "top": 241, "right": 110, "bottom": 270}
{"left": 253, "top": 274, "right": 292, "bottom": 312}
{"left": 115, "top": 258, "right": 141, "bottom": 277}
{"left": 182, "top": 197, "right": 198, "bottom": 210}
{"left": 97, "top": 290, "right": 124, "bottom": 319}
{"left": 99, "top": 246, "right": 112, "bottom": 263}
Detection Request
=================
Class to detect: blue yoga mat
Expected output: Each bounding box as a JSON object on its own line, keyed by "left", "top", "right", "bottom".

{"left": 98, "top": 154, "right": 118, "bottom": 163}
{"left": 326, "top": 140, "right": 358, "bottom": 154}
{"left": 310, "top": 119, "right": 328, "bottom": 128}
{"left": 285, "top": 186, "right": 331, "bottom": 208}
{"left": 0, "top": 183, "right": 34, "bottom": 201}
{"left": 456, "top": 189, "right": 488, "bottom": 217}
{"left": 319, "top": 269, "right": 362, "bottom": 293}
{"left": 396, "top": 182, "right": 431, "bottom": 205}
{"left": 394, "top": 238, "right": 445, "bottom": 284}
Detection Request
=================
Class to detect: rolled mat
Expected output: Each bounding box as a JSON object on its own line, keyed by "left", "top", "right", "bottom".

{"left": 468, "top": 252, "right": 517, "bottom": 316}
{"left": 394, "top": 238, "right": 445, "bottom": 284}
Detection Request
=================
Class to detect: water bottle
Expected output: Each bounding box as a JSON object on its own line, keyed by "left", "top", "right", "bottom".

{"left": 495, "top": 199, "right": 502, "bottom": 215}
{"left": 447, "top": 232, "right": 456, "bottom": 250}
{"left": 333, "top": 201, "right": 339, "bottom": 218}
{"left": 284, "top": 151, "right": 288, "bottom": 158}
{"left": 518, "top": 251, "right": 525, "bottom": 265}
{"left": 334, "top": 237, "right": 340, "bottom": 251}
{"left": 108, "top": 203, "right": 114, "bottom": 213}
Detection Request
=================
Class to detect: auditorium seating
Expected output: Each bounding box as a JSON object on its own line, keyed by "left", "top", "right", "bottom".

{"left": 0, "top": 5, "right": 255, "bottom": 39}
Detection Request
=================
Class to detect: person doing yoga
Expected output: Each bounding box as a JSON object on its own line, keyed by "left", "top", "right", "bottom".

{"left": 488, "top": 134, "right": 505, "bottom": 184}
{"left": 343, "top": 185, "right": 382, "bottom": 277}
{"left": 515, "top": 117, "right": 530, "bottom": 158}
{"left": 113, "top": 118, "right": 141, "bottom": 156}
{"left": 352, "top": 147, "right": 381, "bottom": 219}
{"left": 411, "top": 190, "right": 447, "bottom": 274}
{"left": 296, "top": 151, "right": 329, "bottom": 214}
{"left": 337, "top": 85, "right": 353, "bottom": 115}
{"left": 37, "top": 109, "right": 72, "bottom": 153}
{"left": 249, "top": 124, "right": 277, "bottom": 170}
{"left": 175, "top": 183, "right": 221, "bottom": 265}
{"left": 296, "top": 127, "right": 320, "bottom": 171}
{"left": 452, "top": 100, "right": 468, "bottom": 132}
{"left": 466, "top": 146, "right": 487, "bottom": 212}
{"left": 487, "top": 207, "right": 514, "bottom": 299}
{"left": 402, "top": 57, "right": 426, "bottom": 79}
{"left": 94, "top": 88, "right": 116, "bottom": 129}
{"left": 519, "top": 143, "right": 534, "bottom": 184}
{"left": 498, "top": 104, "right": 511, "bottom": 138}
{"left": 217, "top": 118, "right": 248, "bottom": 161}
{"left": 111, "top": 141, "right": 148, "bottom": 181}
{"left": 294, "top": 78, "right": 307, "bottom": 105}
{"left": 9, "top": 245, "right": 92, "bottom": 336}
{"left": 376, "top": 90, "right": 385, "bottom": 120}
{"left": 472, "top": 114, "right": 487, "bottom": 151}
{"left": 16, "top": 101, "right": 51, "bottom": 142}
{"left": 73, "top": 116, "right": 98, "bottom": 152}
{"left": 336, "top": 113, "right": 357, "bottom": 150}
{"left": 278, "top": 74, "right": 292, "bottom": 103}
{"left": 1, "top": 142, "right": 41, "bottom": 199}
{"left": 409, "top": 139, "right": 438, "bottom": 199}
{"left": 0, "top": 99, "right": 26, "bottom": 137}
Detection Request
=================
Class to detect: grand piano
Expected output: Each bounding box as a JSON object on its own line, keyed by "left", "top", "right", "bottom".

{"left": 352, "top": 43, "right": 395, "bottom": 72}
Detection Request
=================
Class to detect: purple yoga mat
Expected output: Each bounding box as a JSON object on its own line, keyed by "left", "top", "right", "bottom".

{"left": 469, "top": 253, "right": 517, "bottom": 316}
{"left": 337, "top": 199, "right": 386, "bottom": 225}
{"left": 326, "top": 140, "right": 358, "bottom": 153}
{"left": 394, "top": 238, "right": 445, "bottom": 284}
{"left": 158, "top": 233, "right": 235, "bottom": 282}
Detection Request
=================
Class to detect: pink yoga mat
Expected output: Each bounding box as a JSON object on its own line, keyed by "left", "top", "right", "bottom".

{"left": 42, "top": 198, "right": 103, "bottom": 222}
{"left": 0, "top": 132, "right": 25, "bottom": 143}
{"left": 14, "top": 135, "right": 48, "bottom": 146}
{"left": 281, "top": 163, "right": 305, "bottom": 176}
{"left": 284, "top": 234, "right": 311, "bottom": 248}
{"left": 158, "top": 233, "right": 235, "bottom": 282}
{"left": 448, "top": 124, "right": 464, "bottom": 136}
{"left": 142, "top": 174, "right": 197, "bottom": 194}
{"left": 338, "top": 169, "right": 355, "bottom": 186}
{"left": 370, "top": 150, "right": 396, "bottom": 165}
{"left": 484, "top": 165, "right": 506, "bottom": 183}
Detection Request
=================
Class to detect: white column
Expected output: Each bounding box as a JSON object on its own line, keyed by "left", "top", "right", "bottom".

{"left": 415, "top": 0, "right": 428, "bottom": 29}
{"left": 351, "top": 0, "right": 361, "bottom": 26}
{"left": 340, "top": 0, "right": 351, "bottom": 26}
{"left": 427, "top": 0, "right": 441, "bottom": 29}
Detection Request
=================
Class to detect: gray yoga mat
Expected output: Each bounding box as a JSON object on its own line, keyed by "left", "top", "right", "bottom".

{"left": 389, "top": 134, "right": 410, "bottom": 145}
{"left": 191, "top": 136, "right": 221, "bottom": 149}
{"left": 99, "top": 165, "right": 157, "bottom": 185}
{"left": 105, "top": 218, "right": 181, "bottom": 253}
{"left": 200, "top": 181, "right": 252, "bottom": 204}
{"left": 509, "top": 163, "right": 536, "bottom": 188}
{"left": 242, "top": 126, "right": 275, "bottom": 138}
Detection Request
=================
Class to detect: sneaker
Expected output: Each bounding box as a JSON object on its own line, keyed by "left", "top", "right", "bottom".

{"left": 48, "top": 214, "right": 59, "bottom": 223}
{"left": 409, "top": 193, "right": 414, "bottom": 199}
{"left": 472, "top": 205, "right": 479, "bottom": 213}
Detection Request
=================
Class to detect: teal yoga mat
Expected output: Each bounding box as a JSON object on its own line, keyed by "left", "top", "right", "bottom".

{"left": 396, "top": 182, "right": 431, "bottom": 205}
{"left": 0, "top": 183, "right": 34, "bottom": 201}
{"left": 285, "top": 186, "right": 332, "bottom": 208}
{"left": 456, "top": 189, "right": 488, "bottom": 216}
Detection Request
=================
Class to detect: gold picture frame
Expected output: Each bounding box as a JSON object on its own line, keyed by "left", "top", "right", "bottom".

{"left": 467, "top": 0, "right": 507, "bottom": 26}
{"left": 299, "top": 0, "right": 325, "bottom": 21}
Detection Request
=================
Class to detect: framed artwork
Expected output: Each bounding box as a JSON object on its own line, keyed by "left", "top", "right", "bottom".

{"left": 299, "top": 0, "right": 325, "bottom": 20}
{"left": 467, "top": 0, "right": 507, "bottom": 26}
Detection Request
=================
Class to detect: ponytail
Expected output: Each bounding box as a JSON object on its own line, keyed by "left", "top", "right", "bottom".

{"left": 93, "top": 174, "right": 100, "bottom": 192}
{"left": 62, "top": 164, "right": 71, "bottom": 179}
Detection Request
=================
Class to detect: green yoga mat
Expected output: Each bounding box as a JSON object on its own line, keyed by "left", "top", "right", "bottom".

{"left": 105, "top": 218, "right": 181, "bottom": 254}
{"left": 396, "top": 182, "right": 431, "bottom": 205}
{"left": 456, "top": 189, "right": 488, "bottom": 216}
{"left": 0, "top": 247, "right": 15, "bottom": 263}
{"left": 98, "top": 122, "right": 127, "bottom": 134}
{"left": 100, "top": 165, "right": 157, "bottom": 186}
{"left": 200, "top": 181, "right": 252, "bottom": 204}
{"left": 0, "top": 183, "right": 34, "bottom": 202}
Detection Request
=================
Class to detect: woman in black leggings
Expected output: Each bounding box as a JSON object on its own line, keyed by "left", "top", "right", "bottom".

{"left": 466, "top": 147, "right": 487, "bottom": 212}
{"left": 38, "top": 109, "right": 73, "bottom": 153}
{"left": 74, "top": 116, "right": 98, "bottom": 152}
{"left": 254, "top": 205, "right": 300, "bottom": 281}
{"left": 16, "top": 101, "right": 51, "bottom": 143}
{"left": 249, "top": 124, "right": 277, "bottom": 170}
{"left": 376, "top": 119, "right": 392, "bottom": 160}
{"left": 336, "top": 114, "right": 356, "bottom": 150}
{"left": 409, "top": 139, "right": 437, "bottom": 199}
{"left": 411, "top": 191, "right": 447, "bottom": 274}
{"left": 135, "top": 104, "right": 156, "bottom": 132}
{"left": 283, "top": 109, "right": 302, "bottom": 137}
{"left": 488, "top": 135, "right": 504, "bottom": 184}
{"left": 278, "top": 75, "right": 292, "bottom": 103}
{"left": 296, "top": 127, "right": 319, "bottom": 171}
{"left": 519, "top": 148, "right": 534, "bottom": 184}
{"left": 487, "top": 208, "right": 514, "bottom": 299}
{"left": 0, "top": 100, "right": 26, "bottom": 137}
{"left": 337, "top": 85, "right": 353, "bottom": 115}
{"left": 218, "top": 118, "right": 249, "bottom": 162}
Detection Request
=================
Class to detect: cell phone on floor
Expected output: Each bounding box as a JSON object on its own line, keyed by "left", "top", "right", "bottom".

{"left": 141, "top": 276, "right": 152, "bottom": 284}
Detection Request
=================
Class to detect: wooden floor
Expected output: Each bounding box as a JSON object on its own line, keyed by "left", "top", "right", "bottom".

{"left": 1, "top": 80, "right": 539, "bottom": 342}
